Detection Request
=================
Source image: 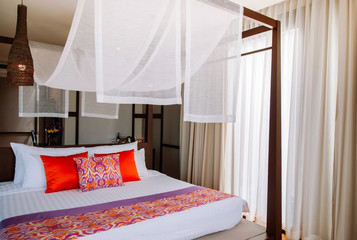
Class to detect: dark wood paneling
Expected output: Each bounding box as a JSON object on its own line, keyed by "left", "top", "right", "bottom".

{"left": 146, "top": 105, "right": 154, "bottom": 170}
{"left": 75, "top": 91, "right": 79, "bottom": 145}
{"left": 0, "top": 148, "right": 15, "bottom": 182}
{"left": 133, "top": 113, "right": 162, "bottom": 119}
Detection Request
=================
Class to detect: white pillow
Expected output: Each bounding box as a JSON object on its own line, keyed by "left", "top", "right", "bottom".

{"left": 10, "top": 142, "right": 85, "bottom": 185}
{"left": 10, "top": 142, "right": 28, "bottom": 184}
{"left": 135, "top": 148, "right": 150, "bottom": 177}
{"left": 21, "top": 149, "right": 87, "bottom": 189}
{"left": 86, "top": 141, "right": 138, "bottom": 157}
{"left": 21, "top": 153, "right": 47, "bottom": 189}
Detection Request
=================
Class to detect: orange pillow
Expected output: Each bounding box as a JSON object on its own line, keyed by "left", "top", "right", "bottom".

{"left": 41, "top": 152, "right": 88, "bottom": 193}
{"left": 94, "top": 149, "right": 140, "bottom": 182}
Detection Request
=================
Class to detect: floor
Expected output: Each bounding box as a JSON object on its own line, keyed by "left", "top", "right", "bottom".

{"left": 197, "top": 219, "right": 266, "bottom": 240}
{"left": 197, "top": 220, "right": 288, "bottom": 240}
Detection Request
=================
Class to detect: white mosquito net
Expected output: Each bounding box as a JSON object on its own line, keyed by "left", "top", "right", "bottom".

{"left": 19, "top": 41, "right": 68, "bottom": 118}
{"left": 19, "top": 84, "right": 69, "bottom": 118}
{"left": 20, "top": 41, "right": 119, "bottom": 119}
{"left": 24, "top": 0, "right": 243, "bottom": 123}
{"left": 184, "top": 0, "right": 243, "bottom": 122}
{"left": 81, "top": 92, "right": 119, "bottom": 119}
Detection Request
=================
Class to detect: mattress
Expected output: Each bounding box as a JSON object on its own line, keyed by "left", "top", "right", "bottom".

{"left": 0, "top": 171, "right": 248, "bottom": 239}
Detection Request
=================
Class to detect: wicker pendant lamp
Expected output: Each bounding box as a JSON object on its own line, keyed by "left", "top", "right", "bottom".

{"left": 7, "top": 1, "right": 34, "bottom": 86}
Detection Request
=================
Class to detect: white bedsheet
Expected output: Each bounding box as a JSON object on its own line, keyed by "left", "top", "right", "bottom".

{"left": 0, "top": 171, "right": 247, "bottom": 240}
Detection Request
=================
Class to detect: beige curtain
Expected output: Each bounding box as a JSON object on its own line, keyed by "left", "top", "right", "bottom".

{"left": 332, "top": 0, "right": 357, "bottom": 239}
{"left": 180, "top": 118, "right": 226, "bottom": 190}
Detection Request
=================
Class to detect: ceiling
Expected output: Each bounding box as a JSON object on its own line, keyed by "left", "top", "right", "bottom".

{"left": 0, "top": 0, "right": 284, "bottom": 64}
{"left": 0, "top": 0, "right": 77, "bottom": 63}
{"left": 231, "top": 0, "right": 284, "bottom": 10}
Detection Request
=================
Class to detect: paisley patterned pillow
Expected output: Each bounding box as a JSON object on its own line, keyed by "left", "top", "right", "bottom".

{"left": 74, "top": 154, "right": 124, "bottom": 192}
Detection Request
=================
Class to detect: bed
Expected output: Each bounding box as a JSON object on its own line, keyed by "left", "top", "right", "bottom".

{"left": 0, "top": 172, "right": 248, "bottom": 239}
{"left": 0, "top": 142, "right": 249, "bottom": 240}
{"left": 0, "top": 0, "right": 282, "bottom": 239}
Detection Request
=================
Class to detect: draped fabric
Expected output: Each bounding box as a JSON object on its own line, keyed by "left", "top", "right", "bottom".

{"left": 184, "top": 1, "right": 243, "bottom": 123}
{"left": 180, "top": 103, "right": 226, "bottom": 190}
{"left": 332, "top": 0, "right": 357, "bottom": 239}
{"left": 94, "top": 0, "right": 182, "bottom": 105}
{"left": 19, "top": 42, "right": 119, "bottom": 119}
{"left": 261, "top": 1, "right": 337, "bottom": 238}
{"left": 21, "top": 0, "right": 243, "bottom": 123}
{"left": 19, "top": 84, "right": 69, "bottom": 118}
{"left": 18, "top": 42, "right": 68, "bottom": 118}
{"left": 220, "top": 1, "right": 357, "bottom": 239}
{"left": 81, "top": 92, "right": 119, "bottom": 119}
{"left": 222, "top": 33, "right": 272, "bottom": 225}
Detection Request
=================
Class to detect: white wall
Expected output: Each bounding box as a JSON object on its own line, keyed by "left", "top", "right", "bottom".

{"left": 78, "top": 104, "right": 132, "bottom": 144}
{"left": 64, "top": 91, "right": 133, "bottom": 145}
{"left": 0, "top": 75, "right": 34, "bottom": 147}
{"left": 62, "top": 92, "right": 181, "bottom": 178}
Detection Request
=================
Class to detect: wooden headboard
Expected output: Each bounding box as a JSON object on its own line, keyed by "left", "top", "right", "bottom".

{"left": 0, "top": 142, "right": 153, "bottom": 182}
{"left": 0, "top": 147, "right": 15, "bottom": 182}
{"left": 0, "top": 105, "right": 154, "bottom": 183}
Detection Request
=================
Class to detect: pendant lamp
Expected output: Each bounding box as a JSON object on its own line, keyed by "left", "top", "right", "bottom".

{"left": 7, "top": 1, "right": 34, "bottom": 86}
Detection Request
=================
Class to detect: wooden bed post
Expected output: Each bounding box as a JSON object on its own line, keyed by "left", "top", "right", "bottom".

{"left": 267, "top": 20, "right": 282, "bottom": 240}
{"left": 146, "top": 105, "right": 154, "bottom": 170}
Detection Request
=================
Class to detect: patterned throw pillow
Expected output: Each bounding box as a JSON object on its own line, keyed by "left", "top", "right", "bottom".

{"left": 94, "top": 149, "right": 141, "bottom": 182}
{"left": 74, "top": 154, "right": 124, "bottom": 192}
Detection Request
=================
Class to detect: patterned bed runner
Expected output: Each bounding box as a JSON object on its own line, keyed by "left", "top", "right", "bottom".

{"left": 0, "top": 186, "right": 235, "bottom": 239}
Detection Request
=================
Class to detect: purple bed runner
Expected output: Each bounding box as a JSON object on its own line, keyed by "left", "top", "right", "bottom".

{"left": 0, "top": 186, "right": 202, "bottom": 229}
{"left": 0, "top": 186, "right": 235, "bottom": 239}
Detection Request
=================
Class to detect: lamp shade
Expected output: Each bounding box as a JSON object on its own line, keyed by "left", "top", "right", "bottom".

{"left": 7, "top": 4, "right": 34, "bottom": 86}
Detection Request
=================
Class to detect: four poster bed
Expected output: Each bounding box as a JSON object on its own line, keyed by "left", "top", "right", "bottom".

{"left": 0, "top": 1, "right": 281, "bottom": 239}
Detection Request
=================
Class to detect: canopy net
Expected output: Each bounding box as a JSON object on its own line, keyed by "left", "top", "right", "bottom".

{"left": 184, "top": 0, "right": 243, "bottom": 122}
{"left": 19, "top": 42, "right": 68, "bottom": 118}
{"left": 81, "top": 92, "right": 119, "bottom": 119}
{"left": 19, "top": 41, "right": 119, "bottom": 119}
{"left": 23, "top": 0, "right": 243, "bottom": 123}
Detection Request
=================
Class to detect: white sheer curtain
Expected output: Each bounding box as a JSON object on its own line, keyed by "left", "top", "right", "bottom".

{"left": 222, "top": 33, "right": 272, "bottom": 225}
{"left": 223, "top": 0, "right": 356, "bottom": 239}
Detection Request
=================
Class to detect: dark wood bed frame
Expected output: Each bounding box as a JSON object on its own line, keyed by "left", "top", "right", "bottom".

{"left": 0, "top": 105, "right": 154, "bottom": 182}
{"left": 0, "top": 1, "right": 281, "bottom": 239}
